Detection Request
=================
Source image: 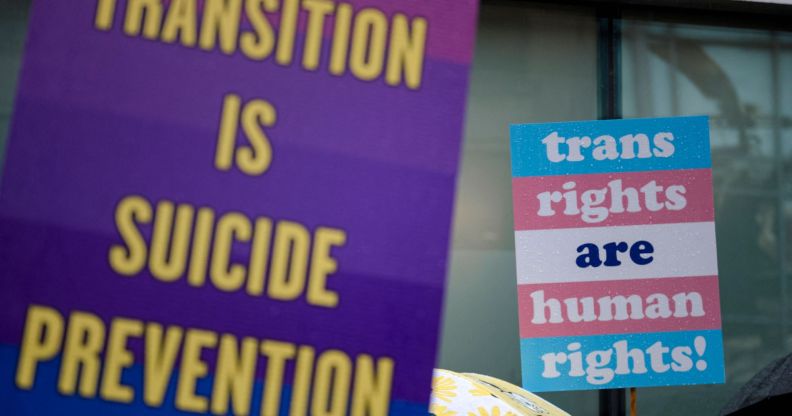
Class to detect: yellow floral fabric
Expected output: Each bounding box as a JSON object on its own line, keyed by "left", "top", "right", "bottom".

{"left": 429, "top": 369, "right": 570, "bottom": 416}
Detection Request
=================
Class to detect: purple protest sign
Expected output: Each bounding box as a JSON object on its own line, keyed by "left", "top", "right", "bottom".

{"left": 0, "top": 1, "right": 478, "bottom": 414}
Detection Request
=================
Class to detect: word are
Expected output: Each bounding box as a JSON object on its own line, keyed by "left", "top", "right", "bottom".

{"left": 542, "top": 131, "right": 675, "bottom": 163}
{"left": 537, "top": 179, "right": 687, "bottom": 223}
{"left": 541, "top": 337, "right": 709, "bottom": 385}
{"left": 16, "top": 305, "right": 393, "bottom": 416}
{"left": 94, "top": 0, "right": 427, "bottom": 89}
{"left": 529, "top": 290, "right": 705, "bottom": 324}
{"left": 576, "top": 240, "right": 654, "bottom": 268}
{"left": 109, "top": 195, "right": 346, "bottom": 307}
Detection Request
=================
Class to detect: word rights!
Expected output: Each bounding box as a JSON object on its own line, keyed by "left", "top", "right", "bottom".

{"left": 509, "top": 116, "right": 725, "bottom": 392}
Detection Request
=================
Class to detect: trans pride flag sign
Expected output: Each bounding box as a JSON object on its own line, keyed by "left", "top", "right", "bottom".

{"left": 510, "top": 116, "right": 725, "bottom": 392}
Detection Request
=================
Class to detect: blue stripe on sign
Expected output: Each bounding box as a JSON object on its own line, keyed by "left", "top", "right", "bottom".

{"left": 520, "top": 330, "right": 724, "bottom": 392}
{"left": 0, "top": 344, "right": 428, "bottom": 415}
{"left": 510, "top": 116, "right": 711, "bottom": 177}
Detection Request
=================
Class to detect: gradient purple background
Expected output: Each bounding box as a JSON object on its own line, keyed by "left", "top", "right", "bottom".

{"left": 0, "top": 0, "right": 478, "bottom": 412}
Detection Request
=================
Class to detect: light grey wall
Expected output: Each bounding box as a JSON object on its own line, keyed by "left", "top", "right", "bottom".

{"left": 439, "top": 2, "right": 600, "bottom": 413}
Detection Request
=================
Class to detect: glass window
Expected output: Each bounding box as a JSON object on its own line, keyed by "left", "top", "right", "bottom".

{"left": 443, "top": 3, "right": 792, "bottom": 415}
{"left": 621, "top": 16, "right": 792, "bottom": 414}
{"left": 439, "top": 2, "right": 599, "bottom": 413}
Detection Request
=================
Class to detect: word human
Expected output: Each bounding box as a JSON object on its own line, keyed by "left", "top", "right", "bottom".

{"left": 542, "top": 131, "right": 675, "bottom": 162}
{"left": 94, "top": 0, "right": 428, "bottom": 89}
{"left": 529, "top": 289, "right": 705, "bottom": 324}
{"left": 16, "top": 306, "right": 393, "bottom": 416}
{"left": 537, "top": 179, "right": 687, "bottom": 223}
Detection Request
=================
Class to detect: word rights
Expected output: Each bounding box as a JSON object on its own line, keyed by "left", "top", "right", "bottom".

{"left": 509, "top": 116, "right": 725, "bottom": 392}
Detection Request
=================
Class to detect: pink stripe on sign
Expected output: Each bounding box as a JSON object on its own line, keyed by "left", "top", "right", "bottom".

{"left": 517, "top": 276, "right": 722, "bottom": 338}
{"left": 512, "top": 169, "right": 714, "bottom": 230}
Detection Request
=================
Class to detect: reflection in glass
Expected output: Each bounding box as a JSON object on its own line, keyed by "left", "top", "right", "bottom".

{"left": 441, "top": 2, "right": 599, "bottom": 413}
{"left": 623, "top": 19, "right": 792, "bottom": 415}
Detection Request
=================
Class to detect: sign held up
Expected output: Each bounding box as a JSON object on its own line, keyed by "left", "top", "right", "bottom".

{"left": 510, "top": 116, "right": 725, "bottom": 392}
{"left": 0, "top": 0, "right": 478, "bottom": 414}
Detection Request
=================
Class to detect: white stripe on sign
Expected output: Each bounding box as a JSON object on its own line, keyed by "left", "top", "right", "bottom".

{"left": 514, "top": 221, "right": 718, "bottom": 284}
